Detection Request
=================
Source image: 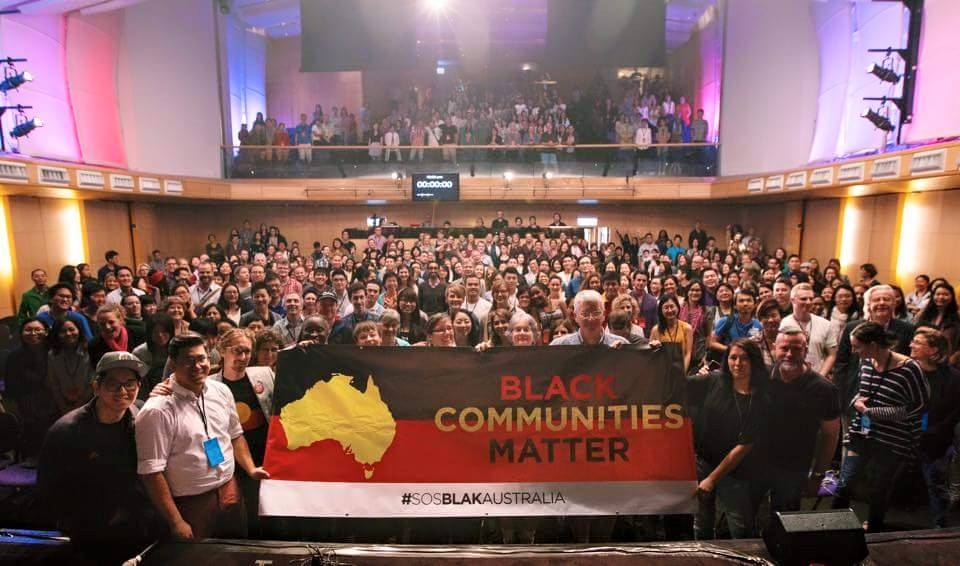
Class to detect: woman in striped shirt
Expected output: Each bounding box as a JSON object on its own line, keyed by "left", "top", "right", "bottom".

{"left": 832, "top": 321, "right": 929, "bottom": 532}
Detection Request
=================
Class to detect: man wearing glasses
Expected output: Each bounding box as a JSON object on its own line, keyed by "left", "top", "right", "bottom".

{"left": 550, "top": 290, "right": 628, "bottom": 347}
{"left": 136, "top": 332, "right": 268, "bottom": 540}
{"left": 38, "top": 352, "right": 160, "bottom": 561}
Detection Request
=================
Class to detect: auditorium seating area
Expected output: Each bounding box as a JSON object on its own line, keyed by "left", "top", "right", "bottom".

{"left": 229, "top": 75, "right": 717, "bottom": 179}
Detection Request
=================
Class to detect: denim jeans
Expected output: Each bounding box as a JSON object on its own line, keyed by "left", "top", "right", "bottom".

{"left": 832, "top": 436, "right": 905, "bottom": 531}
{"left": 921, "top": 450, "right": 952, "bottom": 527}
{"left": 695, "top": 458, "right": 760, "bottom": 539}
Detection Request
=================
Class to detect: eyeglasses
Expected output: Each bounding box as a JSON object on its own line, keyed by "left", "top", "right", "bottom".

{"left": 23, "top": 328, "right": 47, "bottom": 335}
{"left": 101, "top": 380, "right": 140, "bottom": 393}
{"left": 230, "top": 346, "right": 252, "bottom": 355}
{"left": 578, "top": 311, "right": 604, "bottom": 320}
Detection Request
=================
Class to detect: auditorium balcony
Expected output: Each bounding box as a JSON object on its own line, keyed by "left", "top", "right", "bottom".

{"left": 222, "top": 143, "right": 720, "bottom": 180}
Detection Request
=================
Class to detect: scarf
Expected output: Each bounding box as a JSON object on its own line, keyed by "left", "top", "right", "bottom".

{"left": 105, "top": 325, "right": 129, "bottom": 353}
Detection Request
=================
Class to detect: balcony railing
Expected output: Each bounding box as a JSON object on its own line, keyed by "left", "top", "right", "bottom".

{"left": 222, "top": 143, "right": 719, "bottom": 180}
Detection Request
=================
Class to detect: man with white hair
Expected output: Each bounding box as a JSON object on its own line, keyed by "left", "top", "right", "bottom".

{"left": 765, "top": 324, "right": 841, "bottom": 513}
{"left": 550, "top": 290, "right": 627, "bottom": 346}
{"left": 833, "top": 284, "right": 914, "bottom": 410}
{"left": 781, "top": 283, "right": 837, "bottom": 375}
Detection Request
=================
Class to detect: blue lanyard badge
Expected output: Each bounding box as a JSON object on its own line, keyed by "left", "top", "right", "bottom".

{"left": 204, "top": 437, "right": 225, "bottom": 468}
{"left": 197, "top": 393, "right": 225, "bottom": 468}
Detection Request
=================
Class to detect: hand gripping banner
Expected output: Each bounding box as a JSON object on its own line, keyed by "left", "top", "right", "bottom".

{"left": 260, "top": 345, "right": 696, "bottom": 518}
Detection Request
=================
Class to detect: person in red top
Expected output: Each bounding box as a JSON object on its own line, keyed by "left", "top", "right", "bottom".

{"left": 273, "top": 122, "right": 290, "bottom": 162}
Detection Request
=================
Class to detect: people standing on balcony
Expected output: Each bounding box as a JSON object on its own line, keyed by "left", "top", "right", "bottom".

{"left": 295, "top": 113, "right": 311, "bottom": 164}
{"left": 383, "top": 124, "right": 401, "bottom": 163}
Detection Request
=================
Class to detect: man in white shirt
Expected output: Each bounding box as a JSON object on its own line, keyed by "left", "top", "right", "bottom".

{"left": 331, "top": 269, "right": 353, "bottom": 318}
{"left": 780, "top": 283, "right": 837, "bottom": 375}
{"left": 105, "top": 265, "right": 145, "bottom": 306}
{"left": 189, "top": 262, "right": 222, "bottom": 311}
{"left": 383, "top": 125, "right": 402, "bottom": 162}
{"left": 136, "top": 333, "right": 267, "bottom": 540}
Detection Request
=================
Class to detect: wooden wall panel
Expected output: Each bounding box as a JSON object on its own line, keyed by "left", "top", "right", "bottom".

{"left": 800, "top": 199, "right": 842, "bottom": 264}
{"left": 84, "top": 200, "right": 134, "bottom": 270}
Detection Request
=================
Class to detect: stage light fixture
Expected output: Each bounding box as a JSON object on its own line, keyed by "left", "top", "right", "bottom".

{"left": 0, "top": 70, "right": 32, "bottom": 93}
{"left": 543, "top": 171, "right": 553, "bottom": 180}
{"left": 391, "top": 171, "right": 400, "bottom": 180}
{"left": 503, "top": 171, "right": 514, "bottom": 181}
{"left": 867, "top": 63, "right": 900, "bottom": 84}
{"left": 11, "top": 116, "right": 42, "bottom": 138}
{"left": 469, "top": 164, "right": 475, "bottom": 177}
{"left": 861, "top": 108, "right": 895, "bottom": 132}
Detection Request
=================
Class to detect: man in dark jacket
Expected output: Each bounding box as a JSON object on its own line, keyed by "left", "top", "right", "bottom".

{"left": 38, "top": 352, "right": 159, "bottom": 561}
{"left": 833, "top": 285, "right": 913, "bottom": 410}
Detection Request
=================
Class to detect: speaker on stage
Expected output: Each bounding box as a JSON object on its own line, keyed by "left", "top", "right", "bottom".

{"left": 763, "top": 509, "right": 868, "bottom": 566}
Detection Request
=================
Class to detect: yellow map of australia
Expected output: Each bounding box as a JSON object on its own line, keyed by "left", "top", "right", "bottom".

{"left": 280, "top": 373, "right": 397, "bottom": 479}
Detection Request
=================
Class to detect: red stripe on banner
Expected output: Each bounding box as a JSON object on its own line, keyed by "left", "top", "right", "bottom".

{"left": 263, "top": 416, "right": 696, "bottom": 483}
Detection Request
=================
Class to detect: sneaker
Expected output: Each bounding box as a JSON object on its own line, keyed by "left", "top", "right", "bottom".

{"left": 818, "top": 470, "right": 839, "bottom": 497}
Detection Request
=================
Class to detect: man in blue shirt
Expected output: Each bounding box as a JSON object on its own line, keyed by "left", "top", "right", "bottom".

{"left": 294, "top": 113, "right": 312, "bottom": 163}
{"left": 710, "top": 289, "right": 762, "bottom": 354}
{"left": 665, "top": 235, "right": 686, "bottom": 263}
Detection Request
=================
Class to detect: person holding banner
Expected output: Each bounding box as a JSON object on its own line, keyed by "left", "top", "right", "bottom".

{"left": 688, "top": 338, "right": 770, "bottom": 540}
{"left": 136, "top": 332, "right": 269, "bottom": 540}
{"left": 550, "top": 290, "right": 628, "bottom": 347}
{"left": 549, "top": 290, "right": 626, "bottom": 542}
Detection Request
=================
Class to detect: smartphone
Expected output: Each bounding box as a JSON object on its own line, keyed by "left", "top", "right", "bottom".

{"left": 707, "top": 360, "right": 721, "bottom": 370}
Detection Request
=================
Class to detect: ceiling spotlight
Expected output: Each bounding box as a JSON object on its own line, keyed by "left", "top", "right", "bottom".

{"left": 503, "top": 171, "right": 514, "bottom": 181}
{"left": 543, "top": 171, "right": 553, "bottom": 180}
{"left": 391, "top": 171, "right": 400, "bottom": 180}
{"left": 867, "top": 63, "right": 900, "bottom": 84}
{"left": 0, "top": 70, "right": 32, "bottom": 94}
{"left": 426, "top": 0, "right": 448, "bottom": 13}
{"left": 861, "top": 108, "right": 895, "bottom": 132}
{"left": 11, "top": 116, "right": 42, "bottom": 138}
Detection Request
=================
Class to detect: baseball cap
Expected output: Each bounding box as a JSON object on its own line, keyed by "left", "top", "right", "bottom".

{"left": 318, "top": 290, "right": 337, "bottom": 302}
{"left": 95, "top": 351, "right": 148, "bottom": 379}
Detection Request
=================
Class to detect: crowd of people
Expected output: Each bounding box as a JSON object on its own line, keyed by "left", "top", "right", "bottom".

{"left": 4, "top": 210, "right": 959, "bottom": 557}
{"left": 235, "top": 75, "right": 711, "bottom": 175}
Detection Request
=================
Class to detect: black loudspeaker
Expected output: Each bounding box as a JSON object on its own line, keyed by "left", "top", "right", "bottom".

{"left": 763, "top": 509, "right": 868, "bottom": 566}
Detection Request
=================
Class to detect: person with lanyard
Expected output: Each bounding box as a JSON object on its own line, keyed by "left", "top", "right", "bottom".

{"left": 831, "top": 321, "right": 928, "bottom": 532}
{"left": 709, "top": 289, "right": 762, "bottom": 358}
{"left": 151, "top": 329, "right": 275, "bottom": 537}
{"left": 136, "top": 332, "right": 269, "bottom": 540}
{"left": 688, "top": 338, "right": 770, "bottom": 539}
{"left": 330, "top": 268, "right": 353, "bottom": 318}
{"left": 765, "top": 325, "right": 840, "bottom": 515}
{"left": 910, "top": 328, "right": 960, "bottom": 528}
{"left": 188, "top": 262, "right": 222, "bottom": 312}
{"left": 781, "top": 282, "right": 838, "bottom": 376}
{"left": 39, "top": 352, "right": 161, "bottom": 562}
{"left": 272, "top": 292, "right": 304, "bottom": 346}
{"left": 833, "top": 285, "right": 914, "bottom": 429}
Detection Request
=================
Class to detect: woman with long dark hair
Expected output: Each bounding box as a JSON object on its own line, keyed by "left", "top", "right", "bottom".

{"left": 681, "top": 280, "right": 712, "bottom": 370}
{"left": 47, "top": 318, "right": 93, "bottom": 416}
{"left": 4, "top": 319, "right": 55, "bottom": 460}
{"left": 915, "top": 283, "right": 960, "bottom": 365}
{"left": 688, "top": 338, "right": 770, "bottom": 539}
{"left": 397, "top": 288, "right": 426, "bottom": 345}
{"left": 651, "top": 294, "right": 693, "bottom": 372}
{"left": 832, "top": 322, "right": 928, "bottom": 532}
